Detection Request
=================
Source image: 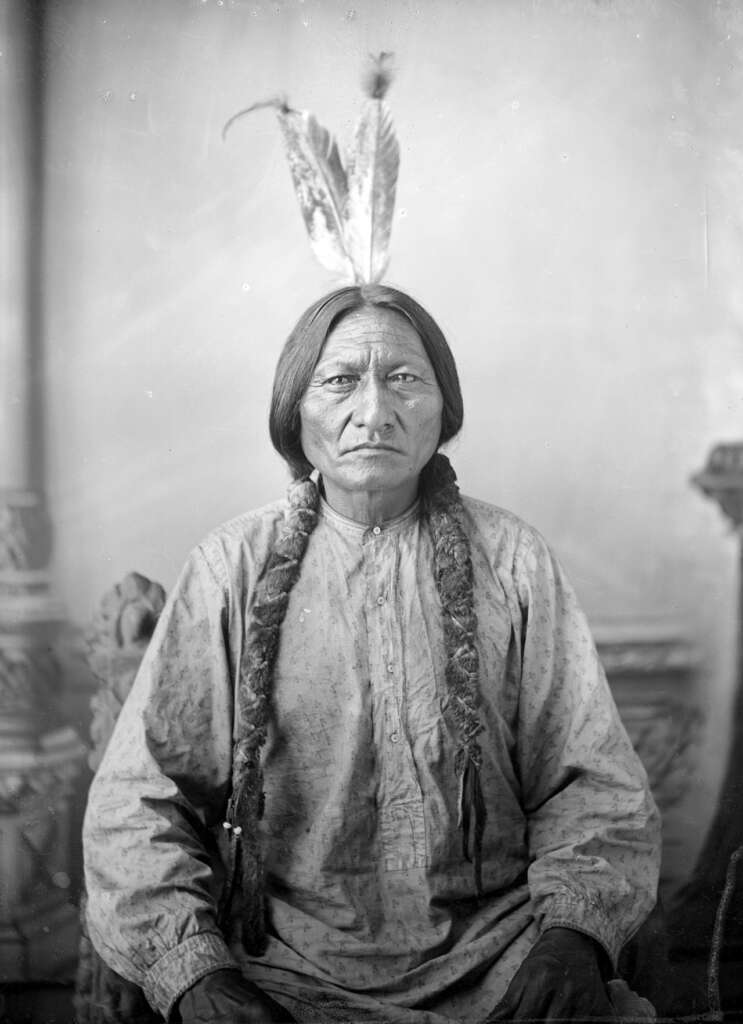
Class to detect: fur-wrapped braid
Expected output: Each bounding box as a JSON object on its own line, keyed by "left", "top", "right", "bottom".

{"left": 420, "top": 452, "right": 486, "bottom": 895}
{"left": 225, "top": 476, "right": 319, "bottom": 952}
{"left": 226, "top": 454, "right": 486, "bottom": 949}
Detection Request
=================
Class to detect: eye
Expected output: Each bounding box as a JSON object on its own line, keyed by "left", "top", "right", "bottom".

{"left": 388, "top": 372, "right": 420, "bottom": 384}
{"left": 324, "top": 374, "right": 358, "bottom": 387}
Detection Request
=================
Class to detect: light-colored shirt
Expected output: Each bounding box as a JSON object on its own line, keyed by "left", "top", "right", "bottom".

{"left": 83, "top": 495, "right": 660, "bottom": 1022}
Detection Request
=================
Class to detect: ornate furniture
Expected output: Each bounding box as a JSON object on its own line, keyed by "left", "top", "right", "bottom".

{"left": 596, "top": 625, "right": 700, "bottom": 894}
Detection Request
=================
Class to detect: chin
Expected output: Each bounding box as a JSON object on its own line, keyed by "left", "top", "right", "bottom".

{"left": 343, "top": 468, "right": 414, "bottom": 492}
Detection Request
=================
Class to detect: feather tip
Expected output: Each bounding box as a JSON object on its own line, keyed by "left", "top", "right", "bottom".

{"left": 362, "top": 52, "right": 395, "bottom": 100}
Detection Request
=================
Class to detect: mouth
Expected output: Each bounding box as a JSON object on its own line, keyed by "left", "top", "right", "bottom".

{"left": 346, "top": 443, "right": 400, "bottom": 454}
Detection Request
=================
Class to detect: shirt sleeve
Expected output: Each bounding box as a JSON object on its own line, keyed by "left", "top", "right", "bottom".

{"left": 82, "top": 545, "right": 240, "bottom": 1020}
{"left": 513, "top": 531, "right": 661, "bottom": 968}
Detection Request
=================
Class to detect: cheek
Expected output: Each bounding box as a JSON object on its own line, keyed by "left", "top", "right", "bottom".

{"left": 405, "top": 397, "right": 444, "bottom": 439}
{"left": 300, "top": 401, "right": 338, "bottom": 449}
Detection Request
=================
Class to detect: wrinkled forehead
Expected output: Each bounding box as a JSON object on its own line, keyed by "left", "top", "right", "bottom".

{"left": 319, "top": 306, "right": 429, "bottom": 364}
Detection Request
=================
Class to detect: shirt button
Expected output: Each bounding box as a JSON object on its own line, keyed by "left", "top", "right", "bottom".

{"left": 372, "top": 525, "right": 381, "bottom": 536}
{"left": 376, "top": 596, "right": 385, "bottom": 605}
{"left": 387, "top": 663, "right": 394, "bottom": 673}
{"left": 390, "top": 731, "right": 400, "bottom": 743}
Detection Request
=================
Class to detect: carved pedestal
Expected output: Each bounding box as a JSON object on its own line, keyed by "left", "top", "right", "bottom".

{"left": 0, "top": 491, "right": 86, "bottom": 981}
{"left": 85, "top": 572, "right": 166, "bottom": 772}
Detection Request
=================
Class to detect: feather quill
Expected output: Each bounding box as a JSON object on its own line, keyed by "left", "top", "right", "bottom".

{"left": 223, "top": 97, "right": 354, "bottom": 280}
{"left": 344, "top": 56, "right": 400, "bottom": 284}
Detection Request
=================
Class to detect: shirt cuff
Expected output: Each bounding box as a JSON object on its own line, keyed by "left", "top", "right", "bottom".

{"left": 142, "top": 930, "right": 239, "bottom": 1020}
{"left": 537, "top": 891, "right": 622, "bottom": 970}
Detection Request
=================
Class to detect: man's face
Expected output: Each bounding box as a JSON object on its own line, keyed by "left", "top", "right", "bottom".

{"left": 299, "top": 306, "right": 444, "bottom": 512}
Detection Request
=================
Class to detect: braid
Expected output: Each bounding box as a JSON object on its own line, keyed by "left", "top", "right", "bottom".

{"left": 420, "top": 452, "right": 486, "bottom": 895}
{"left": 223, "top": 476, "right": 320, "bottom": 952}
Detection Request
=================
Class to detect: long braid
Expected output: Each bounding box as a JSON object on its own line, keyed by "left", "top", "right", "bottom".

{"left": 222, "top": 476, "right": 320, "bottom": 952}
{"left": 420, "top": 452, "right": 486, "bottom": 895}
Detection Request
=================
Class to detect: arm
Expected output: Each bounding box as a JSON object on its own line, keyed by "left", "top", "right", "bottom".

{"left": 83, "top": 546, "right": 242, "bottom": 1019}
{"left": 493, "top": 531, "right": 660, "bottom": 1019}
{"left": 514, "top": 531, "right": 661, "bottom": 965}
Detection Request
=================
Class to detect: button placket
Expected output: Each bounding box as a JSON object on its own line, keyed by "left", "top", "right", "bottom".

{"left": 368, "top": 533, "right": 402, "bottom": 745}
{"left": 364, "top": 522, "right": 429, "bottom": 871}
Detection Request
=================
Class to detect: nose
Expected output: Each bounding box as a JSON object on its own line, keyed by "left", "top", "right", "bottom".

{"left": 351, "top": 375, "right": 394, "bottom": 433}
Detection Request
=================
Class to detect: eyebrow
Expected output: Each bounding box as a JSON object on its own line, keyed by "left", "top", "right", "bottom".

{"left": 313, "top": 351, "right": 431, "bottom": 374}
{"left": 313, "top": 355, "right": 365, "bottom": 372}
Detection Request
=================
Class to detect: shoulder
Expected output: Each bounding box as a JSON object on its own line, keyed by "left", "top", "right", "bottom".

{"left": 460, "top": 496, "right": 578, "bottom": 609}
{"left": 459, "top": 494, "right": 548, "bottom": 569}
{"left": 199, "top": 498, "right": 288, "bottom": 549}
{"left": 188, "top": 498, "right": 289, "bottom": 587}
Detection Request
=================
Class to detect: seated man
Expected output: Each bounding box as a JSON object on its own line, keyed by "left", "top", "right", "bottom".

{"left": 83, "top": 66, "right": 659, "bottom": 1023}
{"left": 83, "top": 282, "right": 660, "bottom": 1023}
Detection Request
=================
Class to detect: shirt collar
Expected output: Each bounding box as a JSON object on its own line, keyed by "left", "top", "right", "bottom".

{"left": 318, "top": 494, "right": 421, "bottom": 539}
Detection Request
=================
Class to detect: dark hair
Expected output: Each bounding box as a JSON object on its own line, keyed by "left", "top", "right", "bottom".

{"left": 269, "top": 285, "right": 464, "bottom": 479}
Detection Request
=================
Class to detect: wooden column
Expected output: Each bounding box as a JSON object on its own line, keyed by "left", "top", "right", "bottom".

{"left": 0, "top": 0, "right": 85, "bottom": 982}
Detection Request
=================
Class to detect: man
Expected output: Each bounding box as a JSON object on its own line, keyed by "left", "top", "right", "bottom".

{"left": 83, "top": 284, "right": 660, "bottom": 1023}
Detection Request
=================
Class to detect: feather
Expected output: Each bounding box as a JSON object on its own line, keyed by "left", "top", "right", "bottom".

{"left": 276, "top": 106, "right": 354, "bottom": 280}
{"left": 344, "top": 80, "right": 400, "bottom": 284}
{"left": 224, "top": 54, "right": 400, "bottom": 285}
{"left": 223, "top": 97, "right": 354, "bottom": 281}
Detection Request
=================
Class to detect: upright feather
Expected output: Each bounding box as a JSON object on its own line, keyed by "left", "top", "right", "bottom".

{"left": 344, "top": 55, "right": 400, "bottom": 284}
{"left": 277, "top": 105, "right": 354, "bottom": 280}
{"left": 223, "top": 98, "right": 354, "bottom": 281}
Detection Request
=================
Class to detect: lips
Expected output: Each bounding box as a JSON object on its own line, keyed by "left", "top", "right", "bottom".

{"left": 346, "top": 443, "right": 400, "bottom": 453}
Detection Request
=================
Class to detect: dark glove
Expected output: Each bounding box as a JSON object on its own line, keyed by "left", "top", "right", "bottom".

{"left": 488, "top": 926, "right": 615, "bottom": 1021}
{"left": 176, "top": 968, "right": 295, "bottom": 1024}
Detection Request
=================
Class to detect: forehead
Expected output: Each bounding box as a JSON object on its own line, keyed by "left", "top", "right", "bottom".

{"left": 318, "top": 307, "right": 430, "bottom": 364}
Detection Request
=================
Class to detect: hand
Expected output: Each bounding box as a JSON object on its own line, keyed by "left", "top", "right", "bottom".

{"left": 177, "top": 968, "right": 295, "bottom": 1024}
{"left": 488, "top": 927, "right": 615, "bottom": 1021}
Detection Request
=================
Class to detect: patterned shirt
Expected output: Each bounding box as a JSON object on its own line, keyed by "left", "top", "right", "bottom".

{"left": 83, "top": 495, "right": 660, "bottom": 1022}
